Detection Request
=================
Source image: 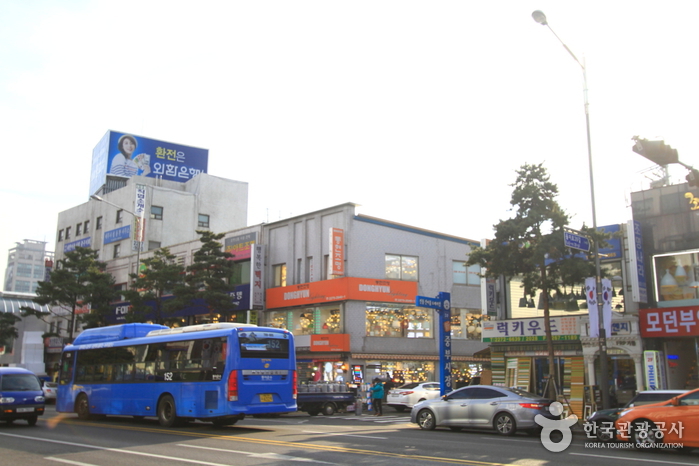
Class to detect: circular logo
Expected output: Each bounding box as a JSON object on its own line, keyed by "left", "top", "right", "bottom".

{"left": 443, "top": 299, "right": 451, "bottom": 311}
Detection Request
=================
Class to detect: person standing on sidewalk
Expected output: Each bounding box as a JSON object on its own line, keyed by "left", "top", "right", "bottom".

{"left": 371, "top": 378, "right": 384, "bottom": 416}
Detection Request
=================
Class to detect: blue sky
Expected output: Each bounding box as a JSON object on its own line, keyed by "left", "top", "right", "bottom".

{"left": 1, "top": 1, "right": 697, "bottom": 278}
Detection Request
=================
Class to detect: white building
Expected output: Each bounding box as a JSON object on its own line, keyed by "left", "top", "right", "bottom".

{"left": 3, "top": 240, "right": 53, "bottom": 293}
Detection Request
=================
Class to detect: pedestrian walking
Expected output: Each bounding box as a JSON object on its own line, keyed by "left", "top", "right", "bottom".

{"left": 371, "top": 378, "right": 384, "bottom": 416}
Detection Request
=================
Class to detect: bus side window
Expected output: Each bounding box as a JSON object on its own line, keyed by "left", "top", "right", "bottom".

{"left": 59, "top": 352, "right": 74, "bottom": 385}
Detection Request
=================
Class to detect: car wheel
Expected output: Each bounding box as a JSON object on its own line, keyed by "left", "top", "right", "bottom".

{"left": 27, "top": 416, "right": 38, "bottom": 426}
{"left": 494, "top": 413, "right": 516, "bottom": 436}
{"left": 417, "top": 409, "right": 436, "bottom": 430}
{"left": 630, "top": 420, "right": 662, "bottom": 447}
{"left": 157, "top": 395, "right": 179, "bottom": 428}
{"left": 76, "top": 394, "right": 91, "bottom": 420}
{"left": 595, "top": 421, "right": 615, "bottom": 442}
{"left": 394, "top": 406, "right": 407, "bottom": 413}
{"left": 322, "top": 403, "right": 336, "bottom": 416}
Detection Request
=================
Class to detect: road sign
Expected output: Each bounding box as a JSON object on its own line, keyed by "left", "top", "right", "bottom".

{"left": 564, "top": 229, "right": 590, "bottom": 252}
{"left": 416, "top": 292, "right": 452, "bottom": 395}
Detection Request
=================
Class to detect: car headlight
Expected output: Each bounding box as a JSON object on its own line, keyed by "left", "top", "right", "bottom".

{"left": 35, "top": 396, "right": 45, "bottom": 402}
{"left": 0, "top": 397, "right": 15, "bottom": 404}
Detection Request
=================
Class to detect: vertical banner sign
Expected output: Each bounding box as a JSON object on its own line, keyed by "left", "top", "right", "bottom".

{"left": 133, "top": 184, "right": 146, "bottom": 252}
{"left": 627, "top": 220, "right": 648, "bottom": 303}
{"left": 585, "top": 277, "right": 599, "bottom": 337}
{"left": 643, "top": 350, "right": 667, "bottom": 390}
{"left": 251, "top": 244, "right": 265, "bottom": 309}
{"left": 416, "top": 292, "right": 452, "bottom": 395}
{"left": 329, "top": 228, "right": 345, "bottom": 277}
{"left": 601, "top": 278, "right": 612, "bottom": 337}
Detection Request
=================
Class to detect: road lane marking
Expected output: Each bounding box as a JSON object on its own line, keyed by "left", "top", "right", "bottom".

{"left": 46, "top": 458, "right": 100, "bottom": 466}
{"left": 302, "top": 430, "right": 388, "bottom": 439}
{"left": 571, "top": 452, "right": 699, "bottom": 465}
{"left": 179, "top": 444, "right": 336, "bottom": 464}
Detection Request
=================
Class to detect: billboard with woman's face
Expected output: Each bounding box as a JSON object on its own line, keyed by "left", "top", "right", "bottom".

{"left": 90, "top": 130, "right": 209, "bottom": 195}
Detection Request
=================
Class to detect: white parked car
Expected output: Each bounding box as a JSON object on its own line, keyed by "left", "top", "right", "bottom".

{"left": 387, "top": 382, "right": 441, "bottom": 412}
{"left": 42, "top": 380, "right": 57, "bottom": 403}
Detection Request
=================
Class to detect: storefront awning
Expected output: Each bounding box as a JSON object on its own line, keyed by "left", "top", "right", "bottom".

{"left": 0, "top": 297, "right": 51, "bottom": 314}
{"left": 352, "top": 353, "right": 489, "bottom": 362}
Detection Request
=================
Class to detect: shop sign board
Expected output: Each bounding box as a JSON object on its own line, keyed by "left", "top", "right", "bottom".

{"left": 224, "top": 232, "right": 257, "bottom": 260}
{"left": 639, "top": 306, "right": 699, "bottom": 337}
{"left": 481, "top": 316, "right": 579, "bottom": 342}
{"left": 310, "top": 334, "right": 350, "bottom": 352}
{"left": 266, "top": 277, "right": 417, "bottom": 308}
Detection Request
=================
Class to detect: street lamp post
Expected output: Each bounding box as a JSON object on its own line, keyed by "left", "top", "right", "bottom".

{"left": 90, "top": 194, "right": 143, "bottom": 273}
{"left": 532, "top": 10, "right": 610, "bottom": 410}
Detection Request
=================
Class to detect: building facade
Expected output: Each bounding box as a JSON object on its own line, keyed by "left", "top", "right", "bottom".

{"left": 631, "top": 181, "right": 699, "bottom": 390}
{"left": 3, "top": 240, "right": 53, "bottom": 293}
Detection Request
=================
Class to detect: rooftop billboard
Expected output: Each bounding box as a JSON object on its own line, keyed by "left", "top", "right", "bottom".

{"left": 90, "top": 130, "right": 209, "bottom": 195}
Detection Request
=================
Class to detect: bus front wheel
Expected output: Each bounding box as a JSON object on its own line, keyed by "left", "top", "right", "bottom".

{"left": 76, "top": 394, "right": 91, "bottom": 420}
{"left": 158, "top": 395, "right": 179, "bottom": 428}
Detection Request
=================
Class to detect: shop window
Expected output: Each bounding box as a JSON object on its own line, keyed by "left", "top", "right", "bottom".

{"left": 231, "top": 260, "right": 251, "bottom": 286}
{"left": 273, "top": 264, "right": 287, "bottom": 287}
{"left": 385, "top": 254, "right": 418, "bottom": 281}
{"left": 451, "top": 309, "right": 489, "bottom": 340}
{"left": 366, "top": 303, "right": 432, "bottom": 338}
{"left": 277, "top": 306, "right": 343, "bottom": 335}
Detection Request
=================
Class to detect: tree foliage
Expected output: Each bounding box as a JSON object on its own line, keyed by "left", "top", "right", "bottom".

{"left": 122, "top": 248, "right": 186, "bottom": 325}
{"left": 0, "top": 313, "right": 21, "bottom": 347}
{"left": 467, "top": 163, "right": 608, "bottom": 397}
{"left": 20, "top": 247, "right": 118, "bottom": 341}
{"left": 176, "top": 231, "right": 236, "bottom": 321}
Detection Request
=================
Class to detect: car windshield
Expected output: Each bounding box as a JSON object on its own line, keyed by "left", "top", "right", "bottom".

{"left": 1, "top": 374, "right": 41, "bottom": 391}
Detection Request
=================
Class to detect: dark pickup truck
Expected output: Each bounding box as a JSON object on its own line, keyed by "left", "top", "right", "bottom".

{"left": 297, "top": 383, "right": 357, "bottom": 416}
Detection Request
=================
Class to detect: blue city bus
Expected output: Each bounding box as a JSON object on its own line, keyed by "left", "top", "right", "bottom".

{"left": 56, "top": 322, "right": 296, "bottom": 427}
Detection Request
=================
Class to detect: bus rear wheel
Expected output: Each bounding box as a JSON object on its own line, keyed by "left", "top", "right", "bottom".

{"left": 76, "top": 394, "right": 91, "bottom": 420}
{"left": 157, "top": 395, "right": 179, "bottom": 428}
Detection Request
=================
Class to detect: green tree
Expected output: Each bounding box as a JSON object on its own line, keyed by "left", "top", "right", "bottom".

{"left": 20, "top": 247, "right": 118, "bottom": 341}
{"left": 0, "top": 313, "right": 21, "bottom": 347}
{"left": 122, "top": 248, "right": 186, "bottom": 325}
{"left": 467, "top": 163, "right": 606, "bottom": 399}
{"left": 176, "top": 231, "right": 237, "bottom": 322}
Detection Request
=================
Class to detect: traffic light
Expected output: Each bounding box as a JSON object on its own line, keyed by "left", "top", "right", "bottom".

{"left": 631, "top": 136, "right": 679, "bottom": 166}
{"left": 687, "top": 169, "right": 699, "bottom": 187}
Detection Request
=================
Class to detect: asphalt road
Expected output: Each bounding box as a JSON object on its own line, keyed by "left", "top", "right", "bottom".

{"left": 0, "top": 405, "right": 696, "bottom": 466}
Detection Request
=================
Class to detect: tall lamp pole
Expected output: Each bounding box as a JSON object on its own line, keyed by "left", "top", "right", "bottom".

{"left": 532, "top": 10, "right": 610, "bottom": 410}
{"left": 91, "top": 195, "right": 143, "bottom": 273}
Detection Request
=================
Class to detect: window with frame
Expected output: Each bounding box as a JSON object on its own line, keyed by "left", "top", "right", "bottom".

{"left": 148, "top": 241, "right": 161, "bottom": 251}
{"left": 58, "top": 230, "right": 64, "bottom": 242}
{"left": 116, "top": 210, "right": 124, "bottom": 223}
{"left": 453, "top": 261, "right": 481, "bottom": 285}
{"left": 273, "top": 264, "right": 287, "bottom": 287}
{"left": 65, "top": 226, "right": 71, "bottom": 240}
{"left": 385, "top": 254, "right": 418, "bottom": 281}
{"left": 84, "top": 220, "right": 90, "bottom": 234}
{"left": 96, "top": 216, "right": 103, "bottom": 230}
{"left": 198, "top": 214, "right": 210, "bottom": 228}
{"left": 365, "top": 303, "right": 432, "bottom": 338}
{"left": 151, "top": 206, "right": 163, "bottom": 220}
{"left": 113, "top": 244, "right": 121, "bottom": 258}
{"left": 76, "top": 223, "right": 82, "bottom": 236}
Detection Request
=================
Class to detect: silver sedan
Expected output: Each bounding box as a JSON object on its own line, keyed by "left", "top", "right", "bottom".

{"left": 410, "top": 385, "right": 559, "bottom": 435}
